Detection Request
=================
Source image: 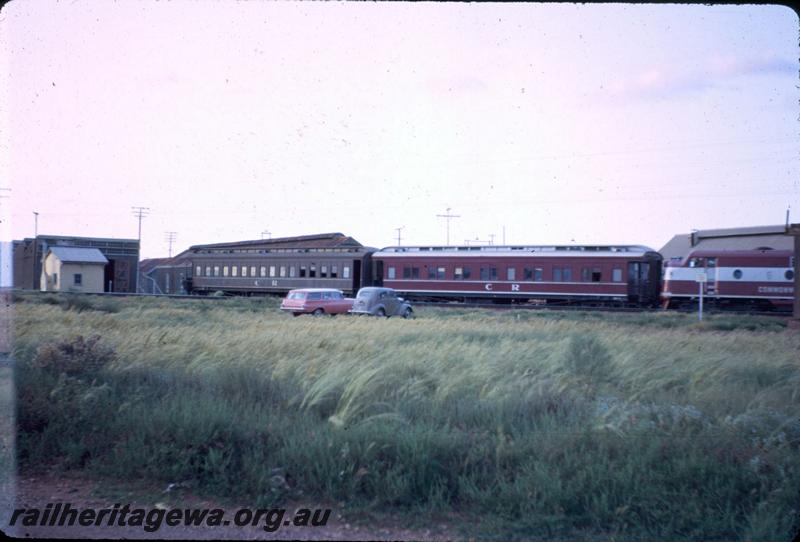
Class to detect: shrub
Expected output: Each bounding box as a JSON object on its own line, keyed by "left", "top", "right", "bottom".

{"left": 34, "top": 335, "right": 116, "bottom": 378}
{"left": 60, "top": 293, "right": 92, "bottom": 312}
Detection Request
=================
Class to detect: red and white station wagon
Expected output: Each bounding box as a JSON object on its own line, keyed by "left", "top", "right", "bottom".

{"left": 280, "top": 288, "right": 354, "bottom": 316}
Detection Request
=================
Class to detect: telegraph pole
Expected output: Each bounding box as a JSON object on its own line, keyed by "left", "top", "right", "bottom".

{"left": 33, "top": 211, "right": 39, "bottom": 238}
{"left": 164, "top": 231, "right": 177, "bottom": 258}
{"left": 261, "top": 230, "right": 272, "bottom": 240}
{"left": 394, "top": 226, "right": 404, "bottom": 246}
{"left": 488, "top": 233, "right": 496, "bottom": 246}
{"left": 132, "top": 207, "right": 150, "bottom": 293}
{"left": 436, "top": 207, "right": 460, "bottom": 246}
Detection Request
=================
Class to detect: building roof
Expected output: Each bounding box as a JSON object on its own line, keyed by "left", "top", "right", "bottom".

{"left": 189, "top": 232, "right": 364, "bottom": 252}
{"left": 47, "top": 247, "right": 109, "bottom": 264}
{"left": 659, "top": 224, "right": 792, "bottom": 262}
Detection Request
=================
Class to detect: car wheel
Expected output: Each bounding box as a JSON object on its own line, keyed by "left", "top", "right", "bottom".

{"left": 292, "top": 313, "right": 301, "bottom": 317}
{"left": 312, "top": 308, "right": 325, "bottom": 316}
{"left": 402, "top": 308, "right": 413, "bottom": 319}
{"left": 375, "top": 308, "right": 386, "bottom": 317}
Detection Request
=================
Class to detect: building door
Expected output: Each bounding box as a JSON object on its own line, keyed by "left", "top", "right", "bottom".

{"left": 104, "top": 261, "right": 115, "bottom": 292}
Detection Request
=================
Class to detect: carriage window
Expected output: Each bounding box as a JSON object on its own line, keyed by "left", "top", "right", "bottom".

{"left": 235, "top": 266, "right": 241, "bottom": 277}
{"left": 223, "top": 266, "right": 229, "bottom": 277}
{"left": 250, "top": 266, "right": 256, "bottom": 277}
{"left": 463, "top": 267, "right": 471, "bottom": 279}
{"left": 437, "top": 266, "right": 446, "bottom": 280}
{"left": 733, "top": 269, "right": 743, "bottom": 279}
{"left": 534, "top": 268, "right": 543, "bottom": 281}
{"left": 289, "top": 266, "right": 297, "bottom": 278}
{"left": 330, "top": 265, "right": 338, "bottom": 278}
{"left": 205, "top": 266, "right": 212, "bottom": 277}
{"left": 260, "top": 266, "right": 267, "bottom": 277}
{"left": 309, "top": 265, "right": 316, "bottom": 278}
{"left": 196, "top": 266, "right": 202, "bottom": 277}
{"left": 454, "top": 267, "right": 463, "bottom": 280}
{"left": 241, "top": 266, "right": 248, "bottom": 277}
{"left": 480, "top": 267, "right": 497, "bottom": 281}
{"left": 563, "top": 267, "right": 572, "bottom": 281}
{"left": 553, "top": 267, "right": 562, "bottom": 282}
{"left": 279, "top": 266, "right": 286, "bottom": 278}
{"left": 427, "top": 267, "right": 436, "bottom": 280}
{"left": 213, "top": 266, "right": 220, "bottom": 277}
{"left": 582, "top": 267, "right": 591, "bottom": 282}
{"left": 403, "top": 266, "right": 420, "bottom": 279}
{"left": 269, "top": 266, "right": 276, "bottom": 277}
{"left": 524, "top": 267, "right": 533, "bottom": 281}
{"left": 506, "top": 267, "right": 516, "bottom": 281}
{"left": 387, "top": 266, "right": 396, "bottom": 279}
{"left": 612, "top": 268, "right": 623, "bottom": 282}
{"left": 592, "top": 268, "right": 602, "bottom": 282}
{"left": 300, "top": 265, "right": 307, "bottom": 278}
{"left": 343, "top": 265, "right": 350, "bottom": 279}
{"left": 321, "top": 265, "right": 328, "bottom": 278}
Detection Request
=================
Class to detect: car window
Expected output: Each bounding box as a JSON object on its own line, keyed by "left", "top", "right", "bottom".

{"left": 357, "top": 290, "right": 373, "bottom": 299}
{"left": 308, "top": 292, "right": 322, "bottom": 301}
{"left": 332, "top": 291, "right": 343, "bottom": 299}
{"left": 288, "top": 292, "right": 306, "bottom": 300}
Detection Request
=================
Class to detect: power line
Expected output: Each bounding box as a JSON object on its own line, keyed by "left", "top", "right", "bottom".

{"left": 436, "top": 207, "right": 460, "bottom": 246}
{"left": 164, "top": 231, "right": 177, "bottom": 258}
{"left": 132, "top": 207, "right": 150, "bottom": 293}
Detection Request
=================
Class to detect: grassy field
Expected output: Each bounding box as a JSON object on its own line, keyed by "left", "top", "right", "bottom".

{"left": 11, "top": 291, "right": 800, "bottom": 541}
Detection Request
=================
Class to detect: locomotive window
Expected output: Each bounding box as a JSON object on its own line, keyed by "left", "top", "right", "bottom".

{"left": 343, "top": 266, "right": 350, "bottom": 279}
{"left": 786, "top": 270, "right": 795, "bottom": 280}
{"left": 707, "top": 258, "right": 716, "bottom": 268}
{"left": 205, "top": 266, "right": 212, "bottom": 277}
{"left": 592, "top": 268, "right": 602, "bottom": 282}
{"left": 241, "top": 266, "right": 247, "bottom": 277}
{"left": 213, "top": 266, "right": 220, "bottom": 277}
{"left": 196, "top": 266, "right": 202, "bottom": 277}
{"left": 260, "top": 266, "right": 267, "bottom": 277}
{"left": 223, "top": 266, "right": 229, "bottom": 277}
{"left": 534, "top": 268, "right": 543, "bottom": 281}
{"left": 612, "top": 268, "right": 622, "bottom": 282}
{"left": 388, "top": 266, "right": 396, "bottom": 279}
{"left": 563, "top": 267, "right": 572, "bottom": 281}
{"left": 330, "top": 265, "right": 338, "bottom": 278}
{"left": 280, "top": 266, "right": 287, "bottom": 278}
{"left": 300, "top": 265, "right": 307, "bottom": 278}
{"left": 270, "top": 266, "right": 276, "bottom": 277}
{"left": 733, "top": 269, "right": 743, "bottom": 279}
{"left": 688, "top": 259, "right": 697, "bottom": 268}
{"left": 553, "top": 267, "right": 562, "bottom": 282}
{"left": 251, "top": 266, "right": 257, "bottom": 277}
{"left": 289, "top": 266, "right": 296, "bottom": 278}
{"left": 506, "top": 267, "right": 516, "bottom": 281}
{"left": 437, "top": 267, "right": 446, "bottom": 280}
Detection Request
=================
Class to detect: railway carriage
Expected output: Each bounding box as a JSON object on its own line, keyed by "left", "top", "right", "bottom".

{"left": 186, "top": 233, "right": 375, "bottom": 296}
{"left": 661, "top": 249, "right": 794, "bottom": 311}
{"left": 371, "top": 245, "right": 663, "bottom": 306}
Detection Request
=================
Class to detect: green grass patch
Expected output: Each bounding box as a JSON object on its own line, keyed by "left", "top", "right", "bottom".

{"left": 12, "top": 296, "right": 800, "bottom": 541}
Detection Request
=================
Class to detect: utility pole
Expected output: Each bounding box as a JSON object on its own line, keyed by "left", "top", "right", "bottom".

{"left": 261, "top": 230, "right": 272, "bottom": 240}
{"left": 164, "top": 231, "right": 177, "bottom": 258}
{"left": 33, "top": 211, "right": 39, "bottom": 238}
{"left": 436, "top": 207, "right": 460, "bottom": 246}
{"left": 132, "top": 206, "right": 150, "bottom": 293}
{"left": 394, "top": 226, "right": 404, "bottom": 246}
{"left": 488, "top": 233, "right": 495, "bottom": 246}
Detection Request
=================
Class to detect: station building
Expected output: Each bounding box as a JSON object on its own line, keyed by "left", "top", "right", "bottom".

{"left": 13, "top": 235, "right": 140, "bottom": 293}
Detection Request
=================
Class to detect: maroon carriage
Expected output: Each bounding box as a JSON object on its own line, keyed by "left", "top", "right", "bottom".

{"left": 661, "top": 249, "right": 794, "bottom": 311}
{"left": 371, "top": 245, "right": 663, "bottom": 306}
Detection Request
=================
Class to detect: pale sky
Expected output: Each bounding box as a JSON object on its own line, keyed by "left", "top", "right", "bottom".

{"left": 1, "top": 1, "right": 798, "bottom": 261}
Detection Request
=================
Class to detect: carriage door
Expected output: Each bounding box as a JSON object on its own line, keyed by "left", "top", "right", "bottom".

{"left": 352, "top": 260, "right": 362, "bottom": 293}
{"left": 627, "top": 262, "right": 650, "bottom": 303}
{"left": 705, "top": 258, "right": 717, "bottom": 297}
{"left": 374, "top": 260, "right": 384, "bottom": 287}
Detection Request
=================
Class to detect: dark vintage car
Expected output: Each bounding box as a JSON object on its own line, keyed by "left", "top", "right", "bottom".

{"left": 280, "top": 288, "right": 354, "bottom": 316}
{"left": 350, "top": 287, "right": 413, "bottom": 318}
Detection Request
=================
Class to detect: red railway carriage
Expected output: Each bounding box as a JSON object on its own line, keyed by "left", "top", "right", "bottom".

{"left": 371, "top": 245, "right": 663, "bottom": 306}
{"left": 661, "top": 249, "right": 795, "bottom": 311}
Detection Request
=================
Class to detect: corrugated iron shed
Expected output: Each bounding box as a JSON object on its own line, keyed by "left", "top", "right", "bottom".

{"left": 48, "top": 247, "right": 109, "bottom": 264}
